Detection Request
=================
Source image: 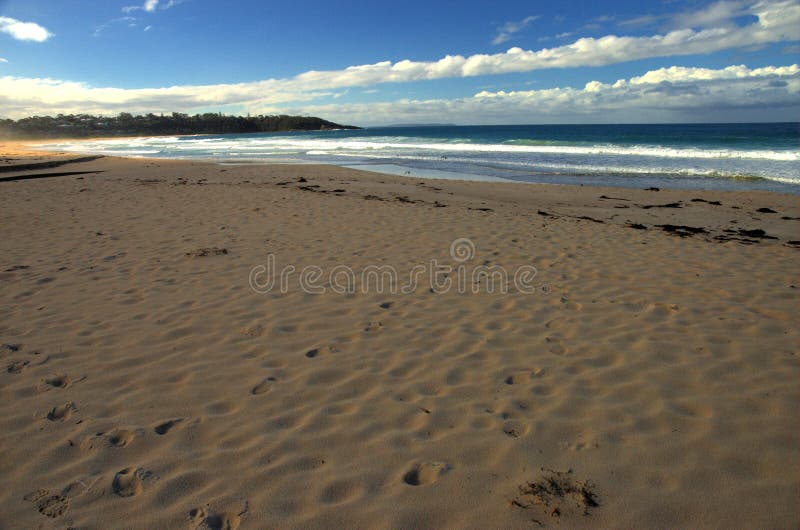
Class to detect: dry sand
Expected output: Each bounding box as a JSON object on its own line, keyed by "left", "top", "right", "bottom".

{"left": 1, "top": 147, "right": 798, "bottom": 529}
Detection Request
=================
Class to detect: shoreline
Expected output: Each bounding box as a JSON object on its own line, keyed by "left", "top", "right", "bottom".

{"left": 10, "top": 132, "right": 799, "bottom": 195}
{"left": 3, "top": 140, "right": 799, "bottom": 202}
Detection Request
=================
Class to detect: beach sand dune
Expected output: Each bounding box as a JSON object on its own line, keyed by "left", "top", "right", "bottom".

{"left": 1, "top": 152, "right": 797, "bottom": 528}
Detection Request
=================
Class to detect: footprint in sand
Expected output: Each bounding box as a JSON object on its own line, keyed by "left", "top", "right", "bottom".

{"left": 239, "top": 324, "right": 264, "bottom": 337}
{"left": 558, "top": 440, "right": 600, "bottom": 452}
{"left": 502, "top": 420, "right": 530, "bottom": 438}
{"left": 546, "top": 336, "right": 567, "bottom": 355}
{"left": 204, "top": 511, "right": 242, "bottom": 530}
{"left": 560, "top": 295, "right": 583, "bottom": 311}
{"left": 7, "top": 359, "right": 30, "bottom": 374}
{"left": 24, "top": 489, "right": 69, "bottom": 518}
{"left": 154, "top": 418, "right": 183, "bottom": 435}
{"left": 364, "top": 321, "right": 383, "bottom": 333}
{"left": 505, "top": 368, "right": 543, "bottom": 385}
{"left": 189, "top": 504, "right": 246, "bottom": 530}
{"left": 320, "top": 479, "right": 362, "bottom": 504}
{"left": 251, "top": 376, "right": 277, "bottom": 395}
{"left": 305, "top": 345, "right": 337, "bottom": 358}
{"left": 23, "top": 476, "right": 100, "bottom": 519}
{"left": 61, "top": 476, "right": 101, "bottom": 500}
{"left": 47, "top": 403, "right": 75, "bottom": 422}
{"left": 43, "top": 374, "right": 71, "bottom": 389}
{"left": 189, "top": 507, "right": 207, "bottom": 525}
{"left": 112, "top": 467, "right": 145, "bottom": 497}
{"left": 108, "top": 428, "right": 136, "bottom": 447}
{"left": 403, "top": 461, "right": 451, "bottom": 486}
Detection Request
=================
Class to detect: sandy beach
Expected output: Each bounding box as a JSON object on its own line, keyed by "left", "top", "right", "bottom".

{"left": 1, "top": 145, "right": 798, "bottom": 529}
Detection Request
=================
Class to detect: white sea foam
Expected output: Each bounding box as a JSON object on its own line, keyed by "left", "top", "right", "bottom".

{"left": 36, "top": 135, "right": 800, "bottom": 162}
{"left": 30, "top": 133, "right": 799, "bottom": 187}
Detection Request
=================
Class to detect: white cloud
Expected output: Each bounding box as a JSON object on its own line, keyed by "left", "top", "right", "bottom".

{"left": 0, "top": 16, "right": 52, "bottom": 42}
{"left": 493, "top": 16, "right": 540, "bottom": 45}
{"left": 94, "top": 17, "right": 136, "bottom": 37}
{"left": 624, "top": 64, "right": 799, "bottom": 84}
{"left": 1, "top": 64, "right": 796, "bottom": 124}
{"left": 669, "top": 0, "right": 749, "bottom": 29}
{"left": 144, "top": 25, "right": 153, "bottom": 32}
{"left": 618, "top": 14, "right": 659, "bottom": 28}
{"left": 0, "top": 58, "right": 8, "bottom": 63}
{"left": 263, "top": 0, "right": 800, "bottom": 87}
{"left": 123, "top": 0, "right": 179, "bottom": 13}
{"left": 287, "top": 64, "right": 800, "bottom": 125}
{"left": 620, "top": 0, "right": 752, "bottom": 30}
{"left": 0, "top": 75, "right": 337, "bottom": 118}
{"left": 284, "top": 0, "right": 798, "bottom": 85}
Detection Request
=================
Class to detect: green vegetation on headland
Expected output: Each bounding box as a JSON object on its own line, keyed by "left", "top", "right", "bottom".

{"left": 0, "top": 113, "right": 360, "bottom": 139}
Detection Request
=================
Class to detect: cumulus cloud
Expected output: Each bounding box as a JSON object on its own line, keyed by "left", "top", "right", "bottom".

{"left": 624, "top": 64, "right": 799, "bottom": 84}
{"left": 1, "top": 64, "right": 796, "bottom": 124}
{"left": 219, "top": 0, "right": 799, "bottom": 94}
{"left": 493, "top": 16, "right": 540, "bottom": 45}
{"left": 288, "top": 0, "right": 797, "bottom": 87}
{"left": 229, "top": 0, "right": 800, "bottom": 87}
{"left": 287, "top": 64, "right": 800, "bottom": 125}
{"left": 0, "top": 75, "right": 339, "bottom": 118}
{"left": 0, "top": 16, "right": 52, "bottom": 42}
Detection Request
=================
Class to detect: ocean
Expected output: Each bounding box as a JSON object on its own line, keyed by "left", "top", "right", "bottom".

{"left": 36, "top": 123, "right": 800, "bottom": 193}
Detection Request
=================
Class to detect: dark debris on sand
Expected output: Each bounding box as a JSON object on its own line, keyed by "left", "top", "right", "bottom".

{"left": 186, "top": 247, "right": 228, "bottom": 258}
{"left": 731, "top": 228, "right": 777, "bottom": 240}
{"left": 512, "top": 468, "right": 600, "bottom": 524}
{"left": 656, "top": 224, "right": 707, "bottom": 237}
{"left": 641, "top": 202, "right": 682, "bottom": 209}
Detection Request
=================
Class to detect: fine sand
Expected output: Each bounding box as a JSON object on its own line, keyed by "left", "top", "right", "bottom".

{"left": 1, "top": 144, "right": 798, "bottom": 529}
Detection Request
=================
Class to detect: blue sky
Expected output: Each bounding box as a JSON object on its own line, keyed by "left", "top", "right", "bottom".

{"left": 0, "top": 0, "right": 798, "bottom": 124}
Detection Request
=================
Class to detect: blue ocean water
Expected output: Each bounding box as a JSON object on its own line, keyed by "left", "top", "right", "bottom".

{"left": 37, "top": 123, "right": 800, "bottom": 193}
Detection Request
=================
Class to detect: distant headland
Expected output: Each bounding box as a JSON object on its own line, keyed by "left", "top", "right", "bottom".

{"left": 0, "top": 113, "right": 361, "bottom": 139}
{"left": 380, "top": 123, "right": 457, "bottom": 128}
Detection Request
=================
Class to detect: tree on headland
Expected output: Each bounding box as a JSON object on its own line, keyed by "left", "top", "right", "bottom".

{"left": 0, "top": 113, "right": 360, "bottom": 139}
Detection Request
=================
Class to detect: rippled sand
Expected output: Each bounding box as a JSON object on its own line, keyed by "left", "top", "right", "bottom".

{"left": 1, "top": 151, "right": 798, "bottom": 529}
